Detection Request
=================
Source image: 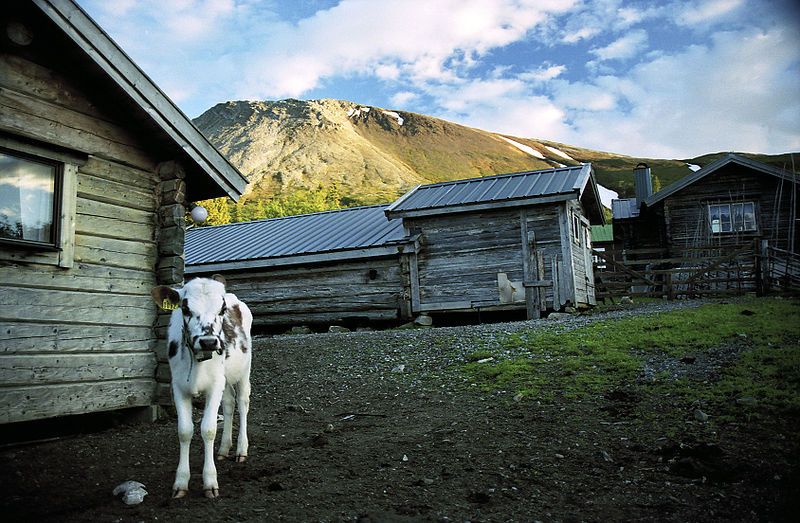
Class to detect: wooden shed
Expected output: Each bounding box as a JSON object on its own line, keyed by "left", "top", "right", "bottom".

{"left": 385, "top": 165, "right": 606, "bottom": 317}
{"left": 640, "top": 154, "right": 799, "bottom": 253}
{"left": 185, "top": 205, "right": 414, "bottom": 330}
{"left": 0, "top": 0, "right": 246, "bottom": 424}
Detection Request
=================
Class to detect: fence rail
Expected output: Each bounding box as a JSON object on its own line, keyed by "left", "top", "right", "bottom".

{"left": 764, "top": 246, "right": 800, "bottom": 293}
{"left": 592, "top": 243, "right": 773, "bottom": 301}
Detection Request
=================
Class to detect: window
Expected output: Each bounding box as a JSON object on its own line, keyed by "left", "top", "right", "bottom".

{"left": 0, "top": 137, "right": 82, "bottom": 268}
{"left": 572, "top": 214, "right": 582, "bottom": 246}
{"left": 708, "top": 202, "right": 757, "bottom": 234}
{"left": 0, "top": 149, "right": 61, "bottom": 248}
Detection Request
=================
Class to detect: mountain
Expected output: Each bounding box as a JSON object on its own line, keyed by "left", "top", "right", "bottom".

{"left": 193, "top": 99, "right": 797, "bottom": 207}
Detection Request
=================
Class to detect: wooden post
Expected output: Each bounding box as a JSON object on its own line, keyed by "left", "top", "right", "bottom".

{"left": 756, "top": 239, "right": 768, "bottom": 296}
{"left": 520, "top": 212, "right": 540, "bottom": 319}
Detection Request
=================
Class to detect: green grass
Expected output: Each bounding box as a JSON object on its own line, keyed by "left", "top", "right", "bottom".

{"left": 462, "top": 298, "right": 800, "bottom": 416}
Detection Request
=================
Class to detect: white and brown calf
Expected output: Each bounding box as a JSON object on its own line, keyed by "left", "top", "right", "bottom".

{"left": 151, "top": 275, "right": 253, "bottom": 499}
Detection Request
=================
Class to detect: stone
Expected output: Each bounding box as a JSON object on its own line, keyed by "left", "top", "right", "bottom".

{"left": 564, "top": 306, "right": 577, "bottom": 314}
{"left": 328, "top": 325, "right": 350, "bottom": 333}
{"left": 547, "top": 312, "right": 571, "bottom": 321}
{"left": 620, "top": 296, "right": 634, "bottom": 305}
{"left": 693, "top": 409, "right": 709, "bottom": 422}
{"left": 397, "top": 321, "right": 417, "bottom": 330}
{"left": 112, "top": 481, "right": 148, "bottom": 505}
{"left": 391, "top": 364, "right": 406, "bottom": 373}
{"left": 414, "top": 314, "right": 433, "bottom": 326}
{"left": 291, "top": 326, "right": 313, "bottom": 335}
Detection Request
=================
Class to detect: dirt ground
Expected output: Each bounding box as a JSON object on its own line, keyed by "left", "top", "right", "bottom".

{"left": 2, "top": 303, "right": 798, "bottom": 522}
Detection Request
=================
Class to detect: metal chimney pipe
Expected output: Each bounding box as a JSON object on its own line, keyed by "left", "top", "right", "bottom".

{"left": 633, "top": 162, "right": 653, "bottom": 207}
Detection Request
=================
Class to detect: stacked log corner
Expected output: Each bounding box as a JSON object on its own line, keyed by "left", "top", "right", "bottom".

{"left": 154, "top": 161, "right": 187, "bottom": 405}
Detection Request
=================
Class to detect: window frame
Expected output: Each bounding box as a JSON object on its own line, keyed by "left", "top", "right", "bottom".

{"left": 0, "top": 135, "right": 83, "bottom": 268}
{"left": 708, "top": 201, "right": 758, "bottom": 235}
{"left": 0, "top": 146, "right": 64, "bottom": 251}
{"left": 571, "top": 213, "right": 582, "bottom": 246}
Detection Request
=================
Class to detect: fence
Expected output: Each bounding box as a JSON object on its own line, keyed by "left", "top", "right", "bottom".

{"left": 591, "top": 241, "right": 787, "bottom": 301}
{"left": 763, "top": 245, "right": 800, "bottom": 293}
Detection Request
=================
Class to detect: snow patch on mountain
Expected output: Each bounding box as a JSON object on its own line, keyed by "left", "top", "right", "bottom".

{"left": 544, "top": 145, "right": 576, "bottom": 162}
{"left": 347, "top": 106, "right": 371, "bottom": 118}
{"left": 498, "top": 136, "right": 545, "bottom": 159}
{"left": 382, "top": 110, "right": 404, "bottom": 126}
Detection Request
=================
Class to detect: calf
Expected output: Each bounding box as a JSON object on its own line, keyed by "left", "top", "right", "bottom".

{"left": 151, "top": 275, "right": 253, "bottom": 498}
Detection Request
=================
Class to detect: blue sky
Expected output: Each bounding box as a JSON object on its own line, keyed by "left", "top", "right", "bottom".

{"left": 78, "top": 0, "right": 799, "bottom": 159}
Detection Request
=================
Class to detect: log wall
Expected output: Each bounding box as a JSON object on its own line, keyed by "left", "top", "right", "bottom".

{"left": 196, "top": 256, "right": 408, "bottom": 329}
{"left": 0, "top": 48, "right": 164, "bottom": 423}
{"left": 405, "top": 202, "right": 594, "bottom": 312}
{"left": 661, "top": 164, "right": 799, "bottom": 253}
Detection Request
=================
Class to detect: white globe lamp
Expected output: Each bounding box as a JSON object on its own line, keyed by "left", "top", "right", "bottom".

{"left": 190, "top": 205, "right": 208, "bottom": 224}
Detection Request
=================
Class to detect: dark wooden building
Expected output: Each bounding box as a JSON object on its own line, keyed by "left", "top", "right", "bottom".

{"left": 603, "top": 154, "right": 799, "bottom": 299}
{"left": 0, "top": 0, "right": 246, "bottom": 424}
{"left": 641, "top": 154, "right": 798, "bottom": 253}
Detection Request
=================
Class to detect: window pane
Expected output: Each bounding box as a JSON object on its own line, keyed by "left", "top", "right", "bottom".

{"left": 709, "top": 204, "right": 723, "bottom": 233}
{"left": 719, "top": 205, "right": 731, "bottom": 232}
{"left": 0, "top": 152, "right": 56, "bottom": 243}
{"left": 743, "top": 202, "right": 756, "bottom": 231}
{"left": 732, "top": 203, "right": 744, "bottom": 231}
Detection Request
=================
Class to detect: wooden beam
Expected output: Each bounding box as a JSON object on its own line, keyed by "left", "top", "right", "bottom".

{"left": 186, "top": 245, "right": 403, "bottom": 274}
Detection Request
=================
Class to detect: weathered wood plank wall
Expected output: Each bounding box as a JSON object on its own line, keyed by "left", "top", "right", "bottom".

{"left": 409, "top": 209, "right": 524, "bottom": 310}
{"left": 196, "top": 257, "right": 408, "bottom": 329}
{"left": 406, "top": 203, "right": 591, "bottom": 312}
{"left": 0, "top": 51, "right": 160, "bottom": 423}
{"left": 661, "top": 165, "right": 799, "bottom": 252}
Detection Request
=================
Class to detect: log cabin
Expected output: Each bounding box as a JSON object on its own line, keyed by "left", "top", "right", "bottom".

{"left": 185, "top": 204, "right": 413, "bottom": 330}
{"left": 0, "top": 0, "right": 246, "bottom": 425}
{"left": 643, "top": 154, "right": 798, "bottom": 253}
{"left": 187, "top": 165, "right": 606, "bottom": 329}
{"left": 385, "top": 164, "right": 605, "bottom": 317}
{"left": 613, "top": 154, "right": 799, "bottom": 253}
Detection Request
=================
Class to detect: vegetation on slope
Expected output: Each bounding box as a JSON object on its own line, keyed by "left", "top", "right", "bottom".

{"left": 463, "top": 298, "right": 800, "bottom": 426}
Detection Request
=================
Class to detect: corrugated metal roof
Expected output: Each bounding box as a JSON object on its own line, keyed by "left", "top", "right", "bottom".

{"left": 186, "top": 205, "right": 405, "bottom": 266}
{"left": 611, "top": 198, "right": 640, "bottom": 220}
{"left": 644, "top": 153, "right": 799, "bottom": 207}
{"left": 387, "top": 164, "right": 591, "bottom": 214}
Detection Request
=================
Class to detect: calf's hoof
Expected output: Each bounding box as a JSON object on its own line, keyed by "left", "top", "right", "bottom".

{"left": 216, "top": 453, "right": 228, "bottom": 461}
{"left": 235, "top": 455, "right": 248, "bottom": 463}
{"left": 204, "top": 487, "right": 220, "bottom": 499}
{"left": 172, "top": 489, "right": 188, "bottom": 499}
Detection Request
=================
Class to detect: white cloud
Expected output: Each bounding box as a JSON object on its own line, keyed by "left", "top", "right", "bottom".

{"left": 674, "top": 0, "right": 744, "bottom": 25}
{"left": 237, "top": 0, "right": 576, "bottom": 98}
{"left": 557, "top": 26, "right": 800, "bottom": 157}
{"left": 76, "top": 0, "right": 800, "bottom": 158}
{"left": 590, "top": 29, "right": 648, "bottom": 61}
{"left": 390, "top": 91, "right": 419, "bottom": 107}
{"left": 519, "top": 64, "right": 567, "bottom": 82}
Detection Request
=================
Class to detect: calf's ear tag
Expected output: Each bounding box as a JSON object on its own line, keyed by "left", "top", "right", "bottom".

{"left": 161, "top": 298, "right": 179, "bottom": 311}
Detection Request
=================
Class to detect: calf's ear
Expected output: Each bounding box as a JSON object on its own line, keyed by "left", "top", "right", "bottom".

{"left": 212, "top": 274, "right": 227, "bottom": 287}
{"left": 151, "top": 286, "right": 181, "bottom": 310}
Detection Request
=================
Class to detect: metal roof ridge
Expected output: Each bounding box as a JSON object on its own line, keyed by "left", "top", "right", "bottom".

{"left": 187, "top": 203, "right": 391, "bottom": 234}
{"left": 407, "top": 165, "right": 582, "bottom": 191}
